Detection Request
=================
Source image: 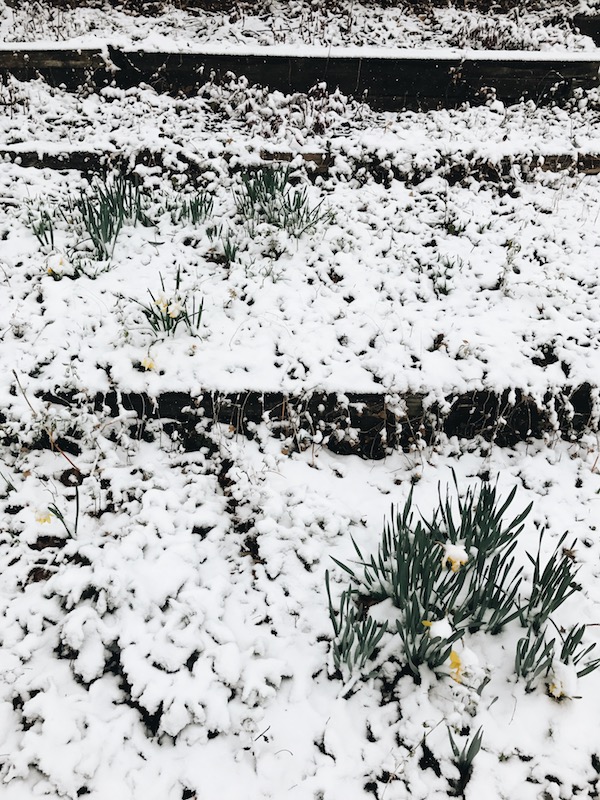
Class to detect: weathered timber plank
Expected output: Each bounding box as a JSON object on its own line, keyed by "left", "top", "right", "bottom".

{"left": 579, "top": 154, "right": 600, "bottom": 174}
{"left": 1, "top": 45, "right": 596, "bottom": 109}
{"left": 108, "top": 49, "right": 600, "bottom": 108}
{"left": 0, "top": 147, "right": 166, "bottom": 172}
{"left": 574, "top": 14, "right": 600, "bottom": 45}
{"left": 31, "top": 385, "right": 597, "bottom": 459}
{"left": 0, "top": 48, "right": 104, "bottom": 70}
{"left": 0, "top": 47, "right": 111, "bottom": 89}
{"left": 462, "top": 58, "right": 600, "bottom": 103}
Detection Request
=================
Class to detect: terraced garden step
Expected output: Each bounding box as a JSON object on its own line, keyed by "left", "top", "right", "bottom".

{"left": 1, "top": 146, "right": 599, "bottom": 183}
{"left": 33, "top": 386, "right": 596, "bottom": 460}
{"left": 2, "top": 42, "right": 598, "bottom": 458}
{"left": 1, "top": 44, "right": 599, "bottom": 108}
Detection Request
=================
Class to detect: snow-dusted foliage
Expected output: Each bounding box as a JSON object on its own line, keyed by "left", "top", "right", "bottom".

{"left": 2, "top": 150, "right": 600, "bottom": 425}
{"left": 0, "top": 0, "right": 596, "bottom": 51}
{"left": 3, "top": 405, "right": 600, "bottom": 797}
{"left": 0, "top": 2, "right": 599, "bottom": 795}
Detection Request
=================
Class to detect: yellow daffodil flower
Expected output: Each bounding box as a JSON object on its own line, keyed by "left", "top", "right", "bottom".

{"left": 442, "top": 542, "right": 469, "bottom": 573}
{"left": 141, "top": 356, "right": 155, "bottom": 371}
{"left": 35, "top": 510, "right": 52, "bottom": 524}
{"left": 449, "top": 650, "right": 463, "bottom": 683}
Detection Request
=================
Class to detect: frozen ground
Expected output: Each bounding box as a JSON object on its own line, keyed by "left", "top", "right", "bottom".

{"left": 0, "top": 86, "right": 599, "bottom": 408}
{"left": 1, "top": 2, "right": 600, "bottom": 797}
{"left": 0, "top": 0, "right": 598, "bottom": 51}
{"left": 1, "top": 411, "right": 600, "bottom": 798}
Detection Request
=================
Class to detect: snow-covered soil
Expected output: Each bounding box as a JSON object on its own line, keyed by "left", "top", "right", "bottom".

{"left": 1, "top": 76, "right": 600, "bottom": 792}
{"left": 1, "top": 79, "right": 599, "bottom": 410}
{"left": 1, "top": 0, "right": 598, "bottom": 52}
{"left": 1, "top": 72, "right": 599, "bottom": 156}
{"left": 1, "top": 410, "right": 600, "bottom": 799}
{"left": 2, "top": 3, "right": 600, "bottom": 796}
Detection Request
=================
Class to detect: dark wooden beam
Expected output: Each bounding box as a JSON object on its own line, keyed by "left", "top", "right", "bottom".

{"left": 30, "top": 384, "right": 596, "bottom": 458}
{"left": 109, "top": 49, "right": 600, "bottom": 108}
{"left": 0, "top": 45, "right": 598, "bottom": 109}
{"left": 573, "top": 14, "right": 600, "bottom": 45}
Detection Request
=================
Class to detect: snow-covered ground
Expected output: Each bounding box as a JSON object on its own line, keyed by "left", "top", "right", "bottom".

{"left": 1, "top": 85, "right": 600, "bottom": 793}
{"left": 1, "top": 411, "right": 600, "bottom": 799}
{"left": 1, "top": 83, "right": 599, "bottom": 407}
{"left": 1, "top": 0, "right": 598, "bottom": 51}
{"left": 2, "top": 73, "right": 598, "bottom": 156}
{"left": 1, "top": 1, "right": 600, "bottom": 797}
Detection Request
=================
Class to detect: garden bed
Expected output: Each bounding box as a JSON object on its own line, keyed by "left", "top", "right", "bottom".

{"left": 1, "top": 71, "right": 598, "bottom": 174}
{"left": 2, "top": 4, "right": 600, "bottom": 798}
{"left": 2, "top": 401, "right": 600, "bottom": 799}
{"left": 1, "top": 0, "right": 598, "bottom": 53}
{"left": 2, "top": 152, "right": 599, "bottom": 401}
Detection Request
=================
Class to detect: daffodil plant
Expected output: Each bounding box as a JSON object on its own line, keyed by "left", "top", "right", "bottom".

{"left": 448, "top": 726, "right": 484, "bottom": 796}
{"left": 136, "top": 269, "right": 204, "bottom": 338}
{"left": 235, "top": 166, "right": 333, "bottom": 238}
{"left": 327, "top": 474, "right": 599, "bottom": 693}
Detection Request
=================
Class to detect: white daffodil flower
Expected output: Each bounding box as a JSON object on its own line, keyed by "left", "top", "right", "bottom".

{"left": 154, "top": 295, "right": 169, "bottom": 313}
{"left": 167, "top": 301, "right": 184, "bottom": 318}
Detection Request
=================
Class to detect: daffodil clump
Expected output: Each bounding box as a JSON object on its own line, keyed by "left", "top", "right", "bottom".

{"left": 136, "top": 269, "right": 204, "bottom": 338}
{"left": 154, "top": 294, "right": 184, "bottom": 319}
{"left": 328, "top": 475, "right": 599, "bottom": 696}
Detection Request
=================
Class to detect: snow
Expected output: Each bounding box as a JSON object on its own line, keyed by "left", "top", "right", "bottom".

{"left": 548, "top": 661, "right": 579, "bottom": 699}
{"left": 429, "top": 618, "right": 455, "bottom": 639}
{"left": 1, "top": 0, "right": 600, "bottom": 797}
{"left": 6, "top": 41, "right": 599, "bottom": 60}
{"left": 0, "top": 0, "right": 598, "bottom": 53}
{"left": 0, "top": 430, "right": 599, "bottom": 796}
{"left": 2, "top": 148, "right": 600, "bottom": 405}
